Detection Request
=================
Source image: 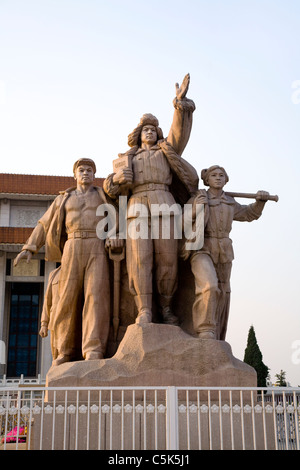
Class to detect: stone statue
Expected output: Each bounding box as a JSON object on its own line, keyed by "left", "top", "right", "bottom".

{"left": 103, "top": 74, "right": 199, "bottom": 326}
{"left": 181, "top": 165, "right": 271, "bottom": 340}
{"left": 14, "top": 158, "right": 122, "bottom": 366}
{"left": 39, "top": 266, "right": 61, "bottom": 360}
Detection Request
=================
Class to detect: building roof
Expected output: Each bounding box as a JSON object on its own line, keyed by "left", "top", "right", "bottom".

{"left": 0, "top": 173, "right": 104, "bottom": 195}
{"left": 0, "top": 227, "right": 33, "bottom": 245}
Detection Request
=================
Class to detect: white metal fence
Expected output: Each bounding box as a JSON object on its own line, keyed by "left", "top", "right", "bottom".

{"left": 0, "top": 385, "right": 299, "bottom": 450}
{"left": 0, "top": 374, "right": 44, "bottom": 386}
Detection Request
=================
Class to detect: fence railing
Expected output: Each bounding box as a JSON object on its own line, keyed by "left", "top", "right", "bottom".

{"left": 0, "top": 385, "right": 299, "bottom": 450}
{"left": 0, "top": 374, "right": 45, "bottom": 386}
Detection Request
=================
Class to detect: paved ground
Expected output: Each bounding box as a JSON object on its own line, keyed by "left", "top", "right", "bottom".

{"left": 0, "top": 441, "right": 27, "bottom": 450}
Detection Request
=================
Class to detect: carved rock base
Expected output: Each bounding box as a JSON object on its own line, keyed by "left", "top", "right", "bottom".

{"left": 46, "top": 323, "right": 256, "bottom": 388}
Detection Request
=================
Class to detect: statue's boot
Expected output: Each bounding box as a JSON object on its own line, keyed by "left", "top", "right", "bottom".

{"left": 198, "top": 330, "right": 216, "bottom": 339}
{"left": 159, "top": 295, "right": 179, "bottom": 326}
{"left": 52, "top": 354, "right": 73, "bottom": 367}
{"left": 134, "top": 294, "right": 152, "bottom": 324}
{"left": 193, "top": 286, "right": 218, "bottom": 339}
{"left": 85, "top": 352, "right": 104, "bottom": 360}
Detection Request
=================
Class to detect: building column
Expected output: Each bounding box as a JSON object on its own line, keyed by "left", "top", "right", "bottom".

{"left": 0, "top": 199, "right": 10, "bottom": 226}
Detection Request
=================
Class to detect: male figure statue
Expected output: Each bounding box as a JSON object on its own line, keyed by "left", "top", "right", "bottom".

{"left": 182, "top": 165, "right": 270, "bottom": 340}
{"left": 104, "top": 74, "right": 198, "bottom": 325}
{"left": 14, "top": 158, "right": 120, "bottom": 365}
{"left": 39, "top": 266, "right": 61, "bottom": 361}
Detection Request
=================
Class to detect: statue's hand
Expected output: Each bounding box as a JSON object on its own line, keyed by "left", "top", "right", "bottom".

{"left": 190, "top": 190, "right": 208, "bottom": 219}
{"left": 194, "top": 189, "right": 208, "bottom": 204}
{"left": 13, "top": 250, "right": 32, "bottom": 267}
{"left": 39, "top": 324, "right": 48, "bottom": 338}
{"left": 113, "top": 167, "right": 133, "bottom": 185}
{"left": 105, "top": 237, "right": 124, "bottom": 252}
{"left": 256, "top": 190, "right": 269, "bottom": 202}
{"left": 175, "top": 73, "right": 190, "bottom": 100}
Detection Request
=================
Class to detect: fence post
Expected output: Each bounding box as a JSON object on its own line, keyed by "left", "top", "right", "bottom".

{"left": 166, "top": 386, "right": 179, "bottom": 450}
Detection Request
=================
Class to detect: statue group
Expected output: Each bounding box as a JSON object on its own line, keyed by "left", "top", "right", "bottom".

{"left": 14, "top": 75, "right": 275, "bottom": 367}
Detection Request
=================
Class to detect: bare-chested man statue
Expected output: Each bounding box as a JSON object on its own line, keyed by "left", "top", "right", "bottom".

{"left": 14, "top": 158, "right": 121, "bottom": 365}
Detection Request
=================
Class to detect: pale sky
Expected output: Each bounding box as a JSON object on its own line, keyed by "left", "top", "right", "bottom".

{"left": 0, "top": 0, "right": 299, "bottom": 385}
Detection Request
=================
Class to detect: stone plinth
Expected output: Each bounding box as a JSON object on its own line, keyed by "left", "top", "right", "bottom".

{"left": 46, "top": 323, "right": 256, "bottom": 389}
{"left": 40, "top": 324, "right": 262, "bottom": 450}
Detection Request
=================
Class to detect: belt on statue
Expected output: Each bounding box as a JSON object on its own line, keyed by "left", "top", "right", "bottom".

{"left": 68, "top": 230, "right": 98, "bottom": 239}
{"left": 205, "top": 231, "right": 230, "bottom": 239}
{"left": 132, "top": 183, "right": 169, "bottom": 194}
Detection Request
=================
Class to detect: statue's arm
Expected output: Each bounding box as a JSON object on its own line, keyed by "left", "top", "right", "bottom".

{"left": 23, "top": 196, "right": 62, "bottom": 251}
{"left": 22, "top": 222, "right": 46, "bottom": 253}
{"left": 103, "top": 171, "right": 132, "bottom": 199}
{"left": 233, "top": 191, "right": 269, "bottom": 222}
{"left": 39, "top": 266, "right": 61, "bottom": 338}
{"left": 14, "top": 195, "right": 61, "bottom": 266}
{"left": 14, "top": 223, "right": 46, "bottom": 266}
{"left": 39, "top": 275, "right": 53, "bottom": 337}
{"left": 167, "top": 74, "right": 196, "bottom": 156}
{"left": 103, "top": 173, "right": 121, "bottom": 199}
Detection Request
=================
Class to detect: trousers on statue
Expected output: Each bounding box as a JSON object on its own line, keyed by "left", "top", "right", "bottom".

{"left": 126, "top": 216, "right": 178, "bottom": 319}
{"left": 190, "top": 252, "right": 231, "bottom": 340}
{"left": 54, "top": 237, "right": 110, "bottom": 359}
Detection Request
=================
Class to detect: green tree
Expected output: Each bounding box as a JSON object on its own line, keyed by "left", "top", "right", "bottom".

{"left": 275, "top": 370, "right": 287, "bottom": 386}
{"left": 244, "top": 325, "right": 269, "bottom": 387}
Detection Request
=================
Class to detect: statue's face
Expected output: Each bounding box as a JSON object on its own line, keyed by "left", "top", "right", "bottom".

{"left": 75, "top": 165, "right": 94, "bottom": 185}
{"left": 207, "top": 168, "right": 226, "bottom": 189}
{"left": 141, "top": 125, "right": 157, "bottom": 146}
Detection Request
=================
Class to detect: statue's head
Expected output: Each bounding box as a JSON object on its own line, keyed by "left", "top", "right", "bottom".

{"left": 73, "top": 158, "right": 96, "bottom": 176}
{"left": 201, "top": 165, "right": 229, "bottom": 187}
{"left": 127, "top": 113, "right": 164, "bottom": 148}
{"left": 73, "top": 158, "right": 96, "bottom": 186}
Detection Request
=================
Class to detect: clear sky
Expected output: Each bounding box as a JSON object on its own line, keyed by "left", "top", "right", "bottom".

{"left": 0, "top": 0, "right": 299, "bottom": 385}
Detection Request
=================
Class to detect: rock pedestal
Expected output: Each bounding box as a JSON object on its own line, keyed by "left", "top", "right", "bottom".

{"left": 38, "top": 324, "right": 263, "bottom": 451}
{"left": 46, "top": 323, "right": 256, "bottom": 388}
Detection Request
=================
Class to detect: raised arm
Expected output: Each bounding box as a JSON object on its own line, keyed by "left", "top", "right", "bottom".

{"left": 167, "top": 73, "right": 196, "bottom": 156}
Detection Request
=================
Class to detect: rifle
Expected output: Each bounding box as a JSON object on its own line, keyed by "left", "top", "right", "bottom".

{"left": 225, "top": 192, "right": 279, "bottom": 202}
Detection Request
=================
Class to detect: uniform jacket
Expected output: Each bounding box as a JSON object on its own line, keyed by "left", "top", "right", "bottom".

{"left": 182, "top": 189, "right": 265, "bottom": 263}
{"left": 22, "top": 186, "right": 116, "bottom": 262}
{"left": 103, "top": 98, "right": 199, "bottom": 209}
